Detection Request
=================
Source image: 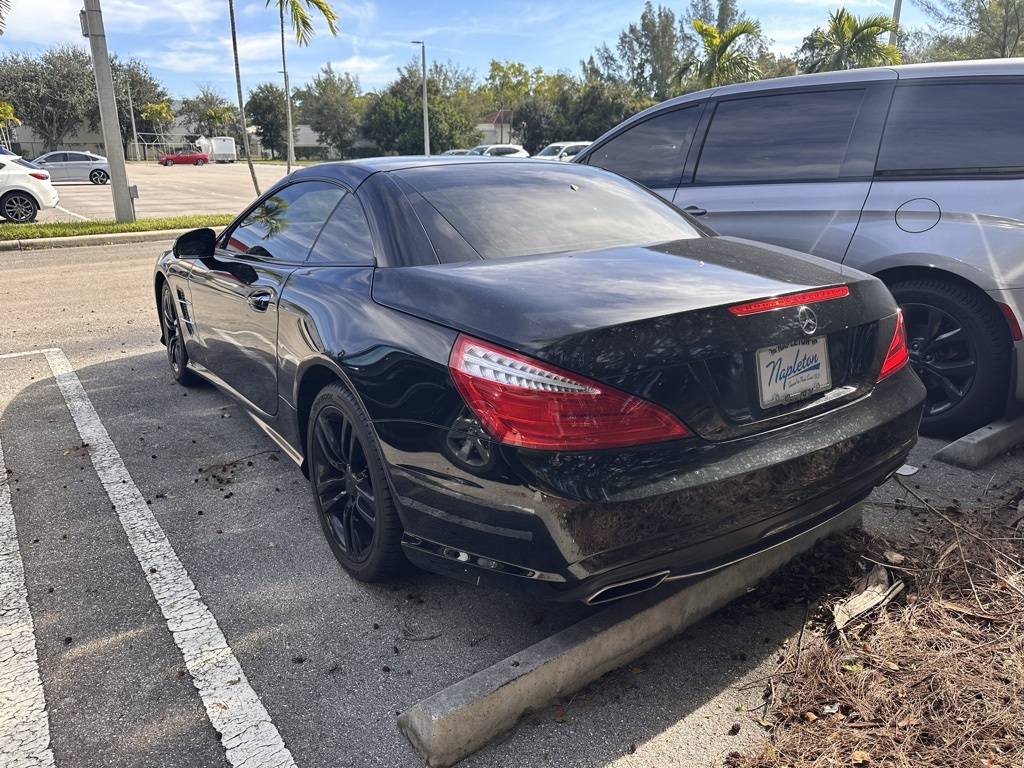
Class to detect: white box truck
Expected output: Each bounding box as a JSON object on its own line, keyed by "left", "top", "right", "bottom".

{"left": 197, "top": 136, "right": 237, "bottom": 163}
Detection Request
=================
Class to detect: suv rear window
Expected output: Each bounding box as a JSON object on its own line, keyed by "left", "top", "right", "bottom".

{"left": 876, "top": 82, "right": 1024, "bottom": 174}
{"left": 695, "top": 89, "right": 866, "bottom": 184}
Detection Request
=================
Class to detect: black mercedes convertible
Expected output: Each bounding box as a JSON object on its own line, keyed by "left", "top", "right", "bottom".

{"left": 155, "top": 157, "right": 924, "bottom": 604}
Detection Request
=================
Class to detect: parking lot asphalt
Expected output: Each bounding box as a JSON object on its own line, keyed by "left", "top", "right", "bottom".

{"left": 37, "top": 162, "right": 292, "bottom": 223}
{"left": 2, "top": 240, "right": 1022, "bottom": 768}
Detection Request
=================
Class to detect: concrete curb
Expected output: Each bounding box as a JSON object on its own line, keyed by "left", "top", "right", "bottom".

{"left": 397, "top": 504, "right": 864, "bottom": 768}
{"left": 0, "top": 228, "right": 191, "bottom": 252}
{"left": 933, "top": 417, "right": 1024, "bottom": 470}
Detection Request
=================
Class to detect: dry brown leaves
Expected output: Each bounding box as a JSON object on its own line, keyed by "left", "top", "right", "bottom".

{"left": 730, "top": 483, "right": 1024, "bottom": 768}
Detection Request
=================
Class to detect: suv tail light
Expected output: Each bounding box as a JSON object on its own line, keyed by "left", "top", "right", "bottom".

{"left": 29, "top": 172, "right": 49, "bottom": 181}
{"left": 449, "top": 335, "right": 692, "bottom": 450}
{"left": 877, "top": 310, "right": 909, "bottom": 382}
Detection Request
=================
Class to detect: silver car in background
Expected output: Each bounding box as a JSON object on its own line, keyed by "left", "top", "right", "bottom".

{"left": 32, "top": 151, "right": 110, "bottom": 184}
{"left": 575, "top": 58, "right": 1024, "bottom": 437}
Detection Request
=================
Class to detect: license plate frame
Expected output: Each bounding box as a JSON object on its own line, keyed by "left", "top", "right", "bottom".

{"left": 755, "top": 336, "right": 832, "bottom": 409}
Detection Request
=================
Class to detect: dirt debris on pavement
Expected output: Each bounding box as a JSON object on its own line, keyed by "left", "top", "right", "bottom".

{"left": 728, "top": 481, "right": 1024, "bottom": 768}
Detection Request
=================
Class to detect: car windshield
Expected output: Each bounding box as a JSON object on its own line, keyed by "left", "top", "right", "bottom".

{"left": 396, "top": 163, "right": 703, "bottom": 261}
{"left": 537, "top": 145, "right": 564, "bottom": 157}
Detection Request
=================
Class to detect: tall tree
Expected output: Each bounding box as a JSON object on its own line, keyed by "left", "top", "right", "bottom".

{"left": 616, "top": 2, "right": 684, "bottom": 101}
{"left": 269, "top": 0, "right": 339, "bottom": 171}
{"left": 914, "top": 0, "right": 1024, "bottom": 57}
{"left": 294, "top": 64, "right": 362, "bottom": 157}
{"left": 674, "top": 18, "right": 762, "bottom": 91}
{"left": 0, "top": 0, "right": 9, "bottom": 35}
{"left": 179, "top": 85, "right": 233, "bottom": 137}
{"left": 485, "top": 60, "right": 531, "bottom": 142}
{"left": 90, "top": 56, "right": 168, "bottom": 157}
{"left": 0, "top": 45, "right": 94, "bottom": 152}
{"left": 798, "top": 9, "right": 901, "bottom": 72}
{"left": 228, "top": 0, "right": 260, "bottom": 195}
{"left": 246, "top": 82, "right": 289, "bottom": 158}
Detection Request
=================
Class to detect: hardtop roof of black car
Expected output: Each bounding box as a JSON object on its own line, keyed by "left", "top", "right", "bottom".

{"left": 286, "top": 155, "right": 540, "bottom": 188}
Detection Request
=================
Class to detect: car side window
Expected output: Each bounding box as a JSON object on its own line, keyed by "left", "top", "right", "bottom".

{"left": 306, "top": 194, "right": 376, "bottom": 265}
{"left": 67, "top": 153, "right": 91, "bottom": 162}
{"left": 221, "top": 181, "right": 345, "bottom": 263}
{"left": 694, "top": 89, "right": 866, "bottom": 184}
{"left": 876, "top": 82, "right": 1024, "bottom": 175}
{"left": 47, "top": 153, "right": 69, "bottom": 163}
{"left": 584, "top": 105, "right": 702, "bottom": 189}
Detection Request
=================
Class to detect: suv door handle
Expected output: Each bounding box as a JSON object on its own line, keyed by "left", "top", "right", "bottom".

{"left": 683, "top": 205, "right": 707, "bottom": 216}
{"left": 247, "top": 291, "right": 272, "bottom": 312}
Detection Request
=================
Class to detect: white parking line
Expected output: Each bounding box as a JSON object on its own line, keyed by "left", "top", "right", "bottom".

{"left": 0, "top": 435, "right": 56, "bottom": 768}
{"left": 1, "top": 348, "right": 297, "bottom": 768}
{"left": 54, "top": 206, "right": 90, "bottom": 222}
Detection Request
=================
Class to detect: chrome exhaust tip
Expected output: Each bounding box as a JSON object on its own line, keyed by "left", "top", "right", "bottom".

{"left": 584, "top": 570, "right": 671, "bottom": 605}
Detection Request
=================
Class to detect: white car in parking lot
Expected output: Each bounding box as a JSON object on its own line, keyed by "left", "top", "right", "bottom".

{"left": 466, "top": 144, "right": 530, "bottom": 157}
{"left": 535, "top": 141, "right": 592, "bottom": 161}
{"left": 0, "top": 156, "right": 59, "bottom": 223}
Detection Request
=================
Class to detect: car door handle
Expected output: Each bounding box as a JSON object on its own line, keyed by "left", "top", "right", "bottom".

{"left": 683, "top": 205, "right": 707, "bottom": 216}
{"left": 247, "top": 291, "right": 272, "bottom": 312}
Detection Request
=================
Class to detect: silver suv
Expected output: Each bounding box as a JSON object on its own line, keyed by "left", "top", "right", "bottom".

{"left": 575, "top": 59, "right": 1024, "bottom": 436}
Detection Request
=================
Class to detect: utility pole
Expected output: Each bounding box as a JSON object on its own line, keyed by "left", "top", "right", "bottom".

{"left": 889, "top": 0, "right": 903, "bottom": 47}
{"left": 279, "top": 3, "right": 296, "bottom": 172}
{"left": 81, "top": 0, "right": 134, "bottom": 223}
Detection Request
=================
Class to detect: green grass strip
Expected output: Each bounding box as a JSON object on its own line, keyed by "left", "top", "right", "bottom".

{"left": 0, "top": 214, "right": 234, "bottom": 242}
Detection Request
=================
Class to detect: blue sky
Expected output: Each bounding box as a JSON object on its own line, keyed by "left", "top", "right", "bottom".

{"left": 1, "top": 1, "right": 931, "bottom": 100}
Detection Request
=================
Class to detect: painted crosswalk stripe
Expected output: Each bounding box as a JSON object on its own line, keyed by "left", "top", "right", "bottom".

{"left": 3, "top": 348, "right": 296, "bottom": 768}
{"left": 0, "top": 433, "right": 56, "bottom": 768}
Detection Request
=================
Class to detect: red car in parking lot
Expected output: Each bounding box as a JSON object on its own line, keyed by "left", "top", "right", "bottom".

{"left": 158, "top": 149, "right": 209, "bottom": 166}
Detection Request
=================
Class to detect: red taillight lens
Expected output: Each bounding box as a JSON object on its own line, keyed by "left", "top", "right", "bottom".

{"left": 448, "top": 334, "right": 693, "bottom": 450}
{"left": 877, "top": 310, "right": 909, "bottom": 382}
{"left": 729, "top": 286, "right": 849, "bottom": 316}
{"left": 29, "top": 172, "right": 49, "bottom": 181}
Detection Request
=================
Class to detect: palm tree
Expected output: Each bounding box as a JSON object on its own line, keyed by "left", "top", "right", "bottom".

{"left": 0, "top": 0, "right": 9, "bottom": 35}
{"left": 800, "top": 9, "right": 901, "bottom": 73}
{"left": 228, "top": 0, "right": 261, "bottom": 196}
{"left": 674, "top": 18, "right": 762, "bottom": 92}
{"left": 270, "top": 0, "right": 339, "bottom": 172}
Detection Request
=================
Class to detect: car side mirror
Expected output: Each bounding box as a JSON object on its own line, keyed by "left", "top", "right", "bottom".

{"left": 173, "top": 227, "right": 216, "bottom": 258}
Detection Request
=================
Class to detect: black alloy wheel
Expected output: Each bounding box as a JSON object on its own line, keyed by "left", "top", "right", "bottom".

{"left": 160, "top": 283, "right": 198, "bottom": 386}
{"left": 889, "top": 278, "right": 1010, "bottom": 437}
{"left": 1, "top": 192, "right": 38, "bottom": 223}
{"left": 90, "top": 169, "right": 109, "bottom": 185}
{"left": 307, "top": 384, "right": 405, "bottom": 582}
{"left": 442, "top": 408, "right": 500, "bottom": 476}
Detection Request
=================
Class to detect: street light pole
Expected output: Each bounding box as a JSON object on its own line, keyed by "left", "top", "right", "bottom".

{"left": 411, "top": 40, "right": 430, "bottom": 156}
{"left": 889, "top": 0, "right": 903, "bottom": 47}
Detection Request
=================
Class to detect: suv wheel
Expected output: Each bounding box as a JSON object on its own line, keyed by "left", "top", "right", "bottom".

{"left": 888, "top": 278, "right": 1010, "bottom": 437}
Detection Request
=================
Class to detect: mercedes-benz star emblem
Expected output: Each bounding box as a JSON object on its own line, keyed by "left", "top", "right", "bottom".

{"left": 797, "top": 306, "right": 818, "bottom": 336}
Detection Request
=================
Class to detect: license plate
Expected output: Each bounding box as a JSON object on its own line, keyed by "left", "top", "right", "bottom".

{"left": 756, "top": 337, "right": 831, "bottom": 409}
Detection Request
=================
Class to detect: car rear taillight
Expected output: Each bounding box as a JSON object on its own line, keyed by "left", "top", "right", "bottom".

{"left": 29, "top": 172, "right": 48, "bottom": 181}
{"left": 877, "top": 310, "right": 909, "bottom": 382}
{"left": 448, "top": 335, "right": 693, "bottom": 450}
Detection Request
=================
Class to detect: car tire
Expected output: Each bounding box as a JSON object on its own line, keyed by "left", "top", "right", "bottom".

{"left": 0, "top": 191, "right": 39, "bottom": 223}
{"left": 89, "top": 169, "right": 109, "bottom": 185}
{"left": 196, "top": 159, "right": 205, "bottom": 166}
{"left": 160, "top": 282, "right": 199, "bottom": 387}
{"left": 164, "top": 159, "right": 174, "bottom": 167}
{"left": 307, "top": 383, "right": 406, "bottom": 582}
{"left": 888, "top": 277, "right": 1010, "bottom": 437}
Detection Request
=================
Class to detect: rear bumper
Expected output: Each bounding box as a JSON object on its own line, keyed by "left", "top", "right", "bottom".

{"left": 382, "top": 365, "right": 924, "bottom": 602}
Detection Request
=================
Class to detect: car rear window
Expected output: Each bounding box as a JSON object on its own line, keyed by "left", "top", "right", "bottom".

{"left": 876, "top": 82, "right": 1024, "bottom": 174}
{"left": 394, "top": 163, "right": 703, "bottom": 261}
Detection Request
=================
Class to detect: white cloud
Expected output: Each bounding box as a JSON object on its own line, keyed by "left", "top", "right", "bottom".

{"left": 328, "top": 54, "right": 395, "bottom": 89}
